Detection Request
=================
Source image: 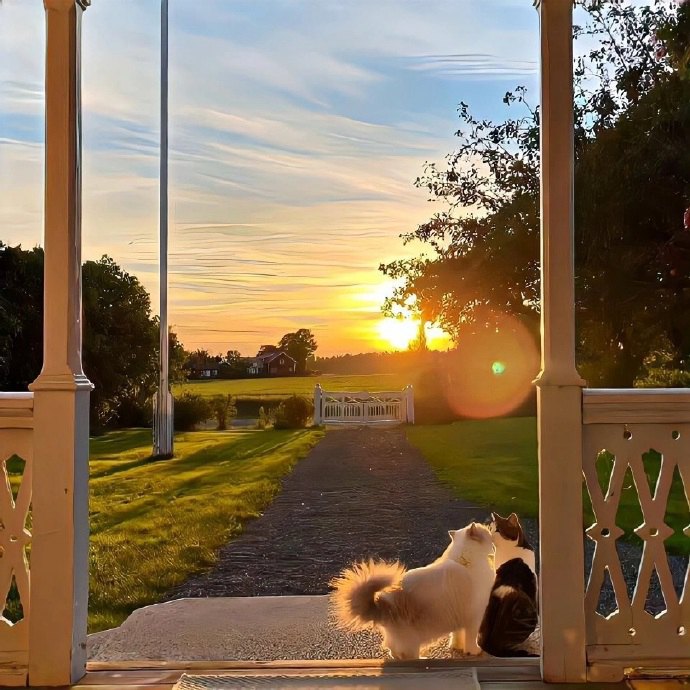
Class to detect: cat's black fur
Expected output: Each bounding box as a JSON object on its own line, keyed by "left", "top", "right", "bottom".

{"left": 478, "top": 558, "right": 538, "bottom": 657}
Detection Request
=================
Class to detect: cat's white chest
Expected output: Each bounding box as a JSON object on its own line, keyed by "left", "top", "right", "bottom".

{"left": 494, "top": 534, "right": 537, "bottom": 574}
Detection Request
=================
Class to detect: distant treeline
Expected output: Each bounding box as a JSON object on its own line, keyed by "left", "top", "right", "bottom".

{"left": 313, "top": 350, "right": 450, "bottom": 375}
{"left": 315, "top": 348, "right": 537, "bottom": 423}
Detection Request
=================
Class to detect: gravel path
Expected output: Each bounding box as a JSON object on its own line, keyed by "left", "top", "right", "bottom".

{"left": 170, "top": 427, "right": 490, "bottom": 599}
{"left": 169, "top": 425, "right": 686, "bottom": 617}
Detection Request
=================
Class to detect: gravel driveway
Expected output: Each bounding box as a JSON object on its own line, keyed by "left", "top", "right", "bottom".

{"left": 169, "top": 427, "right": 490, "bottom": 599}
{"left": 169, "top": 425, "right": 686, "bottom": 619}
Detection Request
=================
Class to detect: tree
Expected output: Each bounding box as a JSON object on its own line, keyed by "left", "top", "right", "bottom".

{"left": 0, "top": 245, "right": 188, "bottom": 428}
{"left": 210, "top": 394, "right": 237, "bottom": 430}
{"left": 278, "top": 328, "right": 318, "bottom": 375}
{"left": 219, "top": 349, "right": 247, "bottom": 379}
{"left": 381, "top": 1, "right": 690, "bottom": 387}
{"left": 184, "top": 349, "right": 222, "bottom": 379}
{"left": 225, "top": 349, "right": 242, "bottom": 366}
{"left": 83, "top": 256, "right": 162, "bottom": 428}
{"left": 0, "top": 243, "right": 44, "bottom": 390}
{"left": 168, "top": 331, "right": 189, "bottom": 384}
{"left": 257, "top": 344, "right": 279, "bottom": 357}
{"left": 408, "top": 321, "right": 428, "bottom": 353}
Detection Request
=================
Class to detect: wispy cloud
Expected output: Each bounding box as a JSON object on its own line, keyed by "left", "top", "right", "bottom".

{"left": 407, "top": 53, "right": 538, "bottom": 78}
{"left": 0, "top": 0, "right": 538, "bottom": 355}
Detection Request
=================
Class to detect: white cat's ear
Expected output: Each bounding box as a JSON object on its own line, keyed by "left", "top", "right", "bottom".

{"left": 448, "top": 530, "right": 455, "bottom": 540}
{"left": 508, "top": 513, "right": 519, "bottom": 526}
{"left": 491, "top": 512, "right": 498, "bottom": 521}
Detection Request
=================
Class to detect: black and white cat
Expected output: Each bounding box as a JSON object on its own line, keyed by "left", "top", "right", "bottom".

{"left": 490, "top": 512, "right": 536, "bottom": 575}
{"left": 477, "top": 557, "right": 538, "bottom": 657}
{"left": 478, "top": 512, "right": 539, "bottom": 657}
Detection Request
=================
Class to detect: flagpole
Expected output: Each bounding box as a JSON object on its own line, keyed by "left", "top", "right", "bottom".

{"left": 154, "top": 0, "right": 174, "bottom": 458}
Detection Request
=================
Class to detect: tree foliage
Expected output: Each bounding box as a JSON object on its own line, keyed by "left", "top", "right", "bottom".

{"left": 219, "top": 349, "right": 247, "bottom": 379}
{"left": 274, "top": 395, "right": 314, "bottom": 429}
{"left": 210, "top": 394, "right": 237, "bottom": 430}
{"left": 381, "top": 0, "right": 690, "bottom": 387}
{"left": 0, "top": 243, "right": 43, "bottom": 390}
{"left": 278, "top": 328, "right": 318, "bottom": 374}
{"left": 173, "top": 392, "right": 211, "bottom": 431}
{"left": 0, "top": 244, "right": 188, "bottom": 428}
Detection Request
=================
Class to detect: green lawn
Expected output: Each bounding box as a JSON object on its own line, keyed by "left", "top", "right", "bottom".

{"left": 88, "top": 427, "right": 323, "bottom": 632}
{"left": 407, "top": 418, "right": 539, "bottom": 518}
{"left": 408, "top": 418, "right": 690, "bottom": 555}
{"left": 177, "top": 373, "right": 411, "bottom": 399}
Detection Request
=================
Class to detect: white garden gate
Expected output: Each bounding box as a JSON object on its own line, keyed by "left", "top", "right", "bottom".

{"left": 313, "top": 384, "right": 414, "bottom": 425}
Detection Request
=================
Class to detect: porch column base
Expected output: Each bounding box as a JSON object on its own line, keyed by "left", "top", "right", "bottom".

{"left": 537, "top": 382, "right": 586, "bottom": 682}
{"left": 28, "top": 377, "right": 91, "bottom": 685}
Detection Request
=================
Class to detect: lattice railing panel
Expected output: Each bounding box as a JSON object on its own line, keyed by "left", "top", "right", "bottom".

{"left": 583, "top": 419, "right": 690, "bottom": 659}
{"left": 0, "top": 393, "right": 34, "bottom": 673}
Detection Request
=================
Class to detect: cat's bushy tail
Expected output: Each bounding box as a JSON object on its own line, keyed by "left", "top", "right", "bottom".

{"left": 329, "top": 559, "right": 406, "bottom": 630}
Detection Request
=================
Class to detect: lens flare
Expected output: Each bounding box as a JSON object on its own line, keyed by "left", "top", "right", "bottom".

{"left": 444, "top": 314, "right": 539, "bottom": 419}
{"left": 492, "top": 361, "right": 506, "bottom": 375}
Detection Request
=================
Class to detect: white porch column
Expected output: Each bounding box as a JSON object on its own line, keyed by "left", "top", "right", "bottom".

{"left": 28, "top": 0, "right": 92, "bottom": 685}
{"left": 535, "top": 0, "right": 587, "bottom": 683}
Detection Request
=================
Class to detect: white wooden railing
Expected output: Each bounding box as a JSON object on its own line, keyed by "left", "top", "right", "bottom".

{"left": 582, "top": 388, "right": 690, "bottom": 676}
{"left": 313, "top": 384, "right": 414, "bottom": 425}
{"left": 0, "top": 393, "right": 34, "bottom": 684}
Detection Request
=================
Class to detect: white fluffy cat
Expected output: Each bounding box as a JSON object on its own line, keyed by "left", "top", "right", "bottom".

{"left": 330, "top": 522, "right": 496, "bottom": 660}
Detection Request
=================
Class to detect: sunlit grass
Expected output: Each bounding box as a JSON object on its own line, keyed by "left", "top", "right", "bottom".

{"left": 407, "top": 418, "right": 539, "bottom": 517}
{"left": 88, "top": 428, "right": 323, "bottom": 632}
{"left": 176, "top": 373, "right": 411, "bottom": 399}
{"left": 408, "top": 418, "right": 690, "bottom": 556}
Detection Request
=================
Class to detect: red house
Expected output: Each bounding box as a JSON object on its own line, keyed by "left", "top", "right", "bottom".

{"left": 247, "top": 350, "right": 297, "bottom": 377}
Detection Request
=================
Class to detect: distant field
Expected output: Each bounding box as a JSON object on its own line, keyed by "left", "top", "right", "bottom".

{"left": 177, "top": 373, "right": 411, "bottom": 399}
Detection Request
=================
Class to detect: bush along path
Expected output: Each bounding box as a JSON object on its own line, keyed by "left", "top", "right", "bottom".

{"left": 169, "top": 427, "right": 490, "bottom": 599}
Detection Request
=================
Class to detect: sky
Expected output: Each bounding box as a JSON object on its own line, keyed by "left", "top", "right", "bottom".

{"left": 0, "top": 0, "right": 539, "bottom": 357}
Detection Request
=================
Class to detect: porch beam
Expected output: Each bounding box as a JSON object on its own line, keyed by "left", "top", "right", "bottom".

{"left": 28, "top": 0, "right": 91, "bottom": 685}
{"left": 534, "top": 0, "right": 587, "bottom": 683}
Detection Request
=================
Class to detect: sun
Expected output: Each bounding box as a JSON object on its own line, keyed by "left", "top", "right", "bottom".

{"left": 377, "top": 317, "right": 420, "bottom": 350}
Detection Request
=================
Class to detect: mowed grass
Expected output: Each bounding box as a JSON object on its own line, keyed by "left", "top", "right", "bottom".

{"left": 407, "top": 418, "right": 539, "bottom": 518}
{"left": 408, "top": 418, "right": 690, "bottom": 555}
{"left": 177, "top": 373, "right": 411, "bottom": 399}
{"left": 88, "top": 427, "right": 323, "bottom": 632}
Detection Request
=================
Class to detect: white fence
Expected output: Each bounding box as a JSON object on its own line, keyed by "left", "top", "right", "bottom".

{"left": 313, "top": 384, "right": 414, "bottom": 425}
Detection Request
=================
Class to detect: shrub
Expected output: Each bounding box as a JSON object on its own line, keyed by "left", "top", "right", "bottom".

{"left": 412, "top": 367, "right": 459, "bottom": 425}
{"left": 637, "top": 368, "right": 690, "bottom": 388}
{"left": 116, "top": 397, "right": 153, "bottom": 428}
{"left": 256, "top": 405, "right": 274, "bottom": 430}
{"left": 234, "top": 397, "right": 281, "bottom": 418}
{"left": 210, "top": 394, "right": 237, "bottom": 430}
{"left": 274, "top": 395, "right": 314, "bottom": 429}
{"left": 174, "top": 393, "right": 211, "bottom": 431}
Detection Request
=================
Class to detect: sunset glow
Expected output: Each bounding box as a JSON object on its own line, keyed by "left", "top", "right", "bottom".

{"left": 0, "top": 1, "right": 538, "bottom": 356}
{"left": 375, "top": 318, "right": 452, "bottom": 352}
{"left": 377, "top": 317, "right": 420, "bottom": 350}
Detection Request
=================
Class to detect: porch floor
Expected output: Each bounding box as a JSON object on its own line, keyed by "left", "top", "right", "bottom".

{"left": 77, "top": 668, "right": 634, "bottom": 690}
{"left": 87, "top": 595, "right": 539, "bottom": 662}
